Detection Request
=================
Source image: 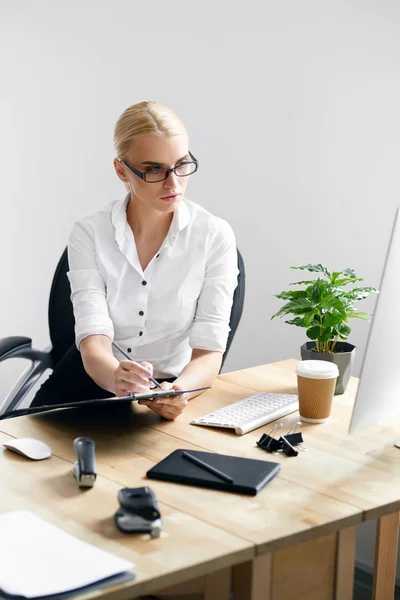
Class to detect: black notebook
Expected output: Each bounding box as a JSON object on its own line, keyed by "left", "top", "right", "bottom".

{"left": 146, "top": 449, "right": 281, "bottom": 496}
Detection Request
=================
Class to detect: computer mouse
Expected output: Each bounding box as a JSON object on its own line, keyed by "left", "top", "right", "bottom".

{"left": 3, "top": 437, "right": 52, "bottom": 460}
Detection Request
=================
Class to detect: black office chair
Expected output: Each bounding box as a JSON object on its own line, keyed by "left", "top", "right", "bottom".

{"left": 0, "top": 248, "right": 245, "bottom": 416}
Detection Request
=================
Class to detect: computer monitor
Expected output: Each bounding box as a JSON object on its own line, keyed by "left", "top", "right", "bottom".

{"left": 349, "top": 207, "right": 400, "bottom": 436}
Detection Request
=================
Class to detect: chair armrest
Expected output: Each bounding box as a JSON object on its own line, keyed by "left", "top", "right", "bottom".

{"left": 0, "top": 336, "right": 32, "bottom": 359}
{"left": 0, "top": 336, "right": 52, "bottom": 365}
{"left": 0, "top": 337, "right": 54, "bottom": 417}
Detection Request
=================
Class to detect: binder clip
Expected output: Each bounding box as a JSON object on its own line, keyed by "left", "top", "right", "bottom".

{"left": 114, "top": 487, "right": 162, "bottom": 538}
{"left": 283, "top": 422, "right": 304, "bottom": 446}
{"left": 257, "top": 423, "right": 282, "bottom": 453}
{"left": 257, "top": 422, "right": 304, "bottom": 457}
{"left": 277, "top": 423, "right": 304, "bottom": 456}
{"left": 73, "top": 436, "right": 97, "bottom": 488}
{"left": 278, "top": 435, "right": 299, "bottom": 457}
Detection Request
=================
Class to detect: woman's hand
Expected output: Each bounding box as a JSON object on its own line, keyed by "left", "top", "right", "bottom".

{"left": 138, "top": 381, "right": 189, "bottom": 420}
{"left": 113, "top": 360, "right": 153, "bottom": 396}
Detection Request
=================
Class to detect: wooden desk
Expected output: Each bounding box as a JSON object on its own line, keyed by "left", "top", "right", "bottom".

{"left": 1, "top": 360, "right": 399, "bottom": 600}
{"left": 0, "top": 428, "right": 253, "bottom": 600}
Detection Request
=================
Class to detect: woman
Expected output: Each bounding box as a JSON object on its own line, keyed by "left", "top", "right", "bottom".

{"left": 32, "top": 101, "right": 238, "bottom": 420}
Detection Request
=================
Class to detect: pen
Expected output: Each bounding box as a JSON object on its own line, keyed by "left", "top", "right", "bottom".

{"left": 181, "top": 451, "right": 234, "bottom": 484}
{"left": 112, "top": 341, "right": 162, "bottom": 389}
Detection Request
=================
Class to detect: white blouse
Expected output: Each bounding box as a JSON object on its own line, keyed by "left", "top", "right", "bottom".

{"left": 67, "top": 194, "right": 239, "bottom": 378}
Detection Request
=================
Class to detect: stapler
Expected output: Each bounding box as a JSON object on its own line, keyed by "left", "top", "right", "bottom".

{"left": 114, "top": 487, "right": 162, "bottom": 538}
{"left": 73, "top": 436, "right": 97, "bottom": 488}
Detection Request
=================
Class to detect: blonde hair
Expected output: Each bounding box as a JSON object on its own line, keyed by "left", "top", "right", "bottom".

{"left": 114, "top": 100, "right": 187, "bottom": 160}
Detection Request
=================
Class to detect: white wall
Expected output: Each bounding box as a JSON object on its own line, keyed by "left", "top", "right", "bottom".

{"left": 1, "top": 0, "right": 400, "bottom": 576}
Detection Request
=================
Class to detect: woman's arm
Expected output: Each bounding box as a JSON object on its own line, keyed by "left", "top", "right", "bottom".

{"left": 79, "top": 335, "right": 119, "bottom": 393}
{"left": 68, "top": 221, "right": 154, "bottom": 397}
{"left": 80, "top": 334, "right": 154, "bottom": 396}
{"left": 138, "top": 349, "right": 222, "bottom": 420}
{"left": 174, "top": 348, "right": 222, "bottom": 399}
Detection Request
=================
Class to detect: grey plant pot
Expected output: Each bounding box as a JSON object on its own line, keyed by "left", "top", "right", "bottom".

{"left": 300, "top": 341, "right": 356, "bottom": 395}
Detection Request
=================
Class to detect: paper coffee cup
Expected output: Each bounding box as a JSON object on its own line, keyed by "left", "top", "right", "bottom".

{"left": 295, "top": 360, "right": 339, "bottom": 423}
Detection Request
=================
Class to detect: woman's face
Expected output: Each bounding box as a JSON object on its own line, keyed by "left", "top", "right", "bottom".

{"left": 114, "top": 134, "right": 191, "bottom": 214}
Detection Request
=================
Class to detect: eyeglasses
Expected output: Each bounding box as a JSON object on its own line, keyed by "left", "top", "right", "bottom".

{"left": 119, "top": 151, "right": 199, "bottom": 183}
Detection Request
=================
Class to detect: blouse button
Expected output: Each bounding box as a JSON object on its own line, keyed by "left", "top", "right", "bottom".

{"left": 156, "top": 254, "right": 160, "bottom": 258}
{"left": 139, "top": 331, "right": 143, "bottom": 337}
{"left": 142, "top": 280, "right": 147, "bottom": 286}
{"left": 139, "top": 311, "right": 144, "bottom": 316}
{"left": 127, "top": 348, "right": 131, "bottom": 353}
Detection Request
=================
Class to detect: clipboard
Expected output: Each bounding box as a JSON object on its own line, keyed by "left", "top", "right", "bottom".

{"left": 0, "top": 387, "right": 210, "bottom": 420}
{"left": 146, "top": 449, "right": 281, "bottom": 495}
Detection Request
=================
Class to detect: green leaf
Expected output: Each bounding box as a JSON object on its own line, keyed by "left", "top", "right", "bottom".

{"left": 304, "top": 312, "right": 317, "bottom": 327}
{"left": 289, "top": 280, "right": 318, "bottom": 286}
{"left": 334, "top": 277, "right": 364, "bottom": 286}
{"left": 291, "top": 264, "right": 331, "bottom": 277}
{"left": 343, "top": 286, "right": 379, "bottom": 301}
{"left": 322, "top": 313, "right": 344, "bottom": 328}
{"left": 285, "top": 317, "right": 306, "bottom": 327}
{"left": 271, "top": 298, "right": 314, "bottom": 319}
{"left": 338, "top": 324, "right": 351, "bottom": 337}
{"left": 347, "top": 311, "right": 369, "bottom": 321}
{"left": 274, "top": 290, "right": 308, "bottom": 300}
{"left": 292, "top": 306, "right": 316, "bottom": 315}
{"left": 319, "top": 294, "right": 347, "bottom": 316}
{"left": 330, "top": 271, "right": 342, "bottom": 283}
{"left": 282, "top": 298, "right": 315, "bottom": 312}
{"left": 322, "top": 284, "right": 339, "bottom": 298}
{"left": 306, "top": 326, "right": 320, "bottom": 340}
{"left": 311, "top": 281, "right": 322, "bottom": 303}
{"left": 341, "top": 268, "right": 359, "bottom": 279}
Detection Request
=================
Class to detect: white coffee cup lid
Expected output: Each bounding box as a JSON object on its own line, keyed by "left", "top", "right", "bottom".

{"left": 296, "top": 360, "right": 339, "bottom": 379}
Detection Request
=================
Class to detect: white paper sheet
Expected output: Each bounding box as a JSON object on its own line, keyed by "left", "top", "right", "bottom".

{"left": 0, "top": 511, "right": 134, "bottom": 598}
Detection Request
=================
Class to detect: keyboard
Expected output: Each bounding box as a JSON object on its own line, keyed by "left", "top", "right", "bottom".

{"left": 190, "top": 392, "right": 299, "bottom": 436}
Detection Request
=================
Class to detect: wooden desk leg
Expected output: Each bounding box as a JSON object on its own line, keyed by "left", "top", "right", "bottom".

{"left": 204, "top": 567, "right": 231, "bottom": 600}
{"left": 335, "top": 526, "right": 356, "bottom": 600}
{"left": 373, "top": 510, "right": 400, "bottom": 600}
{"left": 232, "top": 554, "right": 272, "bottom": 600}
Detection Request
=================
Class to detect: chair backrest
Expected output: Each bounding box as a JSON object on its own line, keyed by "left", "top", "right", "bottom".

{"left": 48, "top": 247, "right": 245, "bottom": 369}
{"left": 220, "top": 248, "right": 245, "bottom": 370}
{"left": 48, "top": 248, "right": 75, "bottom": 366}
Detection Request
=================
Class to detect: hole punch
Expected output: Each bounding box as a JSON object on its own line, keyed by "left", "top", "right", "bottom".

{"left": 114, "top": 487, "right": 162, "bottom": 538}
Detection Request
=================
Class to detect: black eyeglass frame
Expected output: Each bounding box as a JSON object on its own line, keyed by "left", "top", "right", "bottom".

{"left": 119, "top": 151, "right": 199, "bottom": 183}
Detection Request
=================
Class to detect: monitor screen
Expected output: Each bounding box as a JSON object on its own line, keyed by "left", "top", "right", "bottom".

{"left": 349, "top": 207, "right": 400, "bottom": 435}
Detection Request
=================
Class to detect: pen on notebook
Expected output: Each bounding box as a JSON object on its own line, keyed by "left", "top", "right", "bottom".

{"left": 181, "top": 451, "right": 234, "bottom": 484}
{"left": 112, "top": 341, "right": 162, "bottom": 389}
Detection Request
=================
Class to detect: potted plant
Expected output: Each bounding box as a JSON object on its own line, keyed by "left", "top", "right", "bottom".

{"left": 271, "top": 264, "right": 379, "bottom": 394}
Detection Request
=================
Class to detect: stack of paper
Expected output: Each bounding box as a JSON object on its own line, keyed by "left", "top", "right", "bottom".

{"left": 0, "top": 511, "right": 134, "bottom": 598}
